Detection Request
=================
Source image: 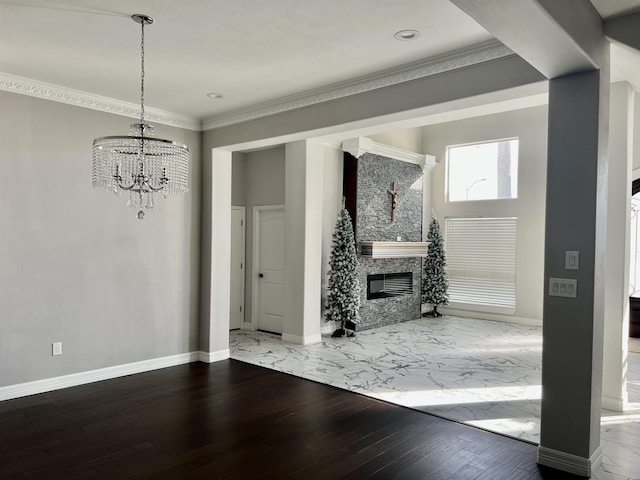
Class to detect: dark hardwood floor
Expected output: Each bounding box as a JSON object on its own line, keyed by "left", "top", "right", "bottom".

{"left": 0, "top": 360, "right": 580, "bottom": 479}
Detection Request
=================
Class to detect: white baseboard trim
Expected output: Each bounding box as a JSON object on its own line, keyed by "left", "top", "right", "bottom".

{"left": 537, "top": 445, "right": 602, "bottom": 477}
{"left": 0, "top": 351, "right": 201, "bottom": 402}
{"left": 197, "top": 349, "right": 230, "bottom": 363}
{"left": 282, "top": 333, "right": 323, "bottom": 345}
{"left": 602, "top": 394, "right": 625, "bottom": 412}
{"left": 438, "top": 307, "right": 541, "bottom": 327}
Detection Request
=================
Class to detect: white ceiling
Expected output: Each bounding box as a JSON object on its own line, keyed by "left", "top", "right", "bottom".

{"left": 1, "top": 0, "right": 640, "bottom": 125}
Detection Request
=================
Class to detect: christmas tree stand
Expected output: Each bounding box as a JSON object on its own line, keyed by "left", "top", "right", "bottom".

{"left": 331, "top": 320, "right": 357, "bottom": 337}
{"left": 422, "top": 306, "right": 443, "bottom": 318}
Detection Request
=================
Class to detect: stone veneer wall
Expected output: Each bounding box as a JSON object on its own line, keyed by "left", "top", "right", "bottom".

{"left": 355, "top": 153, "right": 423, "bottom": 330}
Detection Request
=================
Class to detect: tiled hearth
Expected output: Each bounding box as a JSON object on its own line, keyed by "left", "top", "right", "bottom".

{"left": 230, "top": 316, "right": 640, "bottom": 480}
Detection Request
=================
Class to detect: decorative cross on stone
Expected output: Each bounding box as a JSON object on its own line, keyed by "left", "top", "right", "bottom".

{"left": 387, "top": 181, "right": 398, "bottom": 222}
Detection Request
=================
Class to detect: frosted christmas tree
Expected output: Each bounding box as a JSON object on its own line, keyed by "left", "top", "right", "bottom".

{"left": 325, "top": 208, "right": 361, "bottom": 337}
{"left": 422, "top": 214, "right": 449, "bottom": 317}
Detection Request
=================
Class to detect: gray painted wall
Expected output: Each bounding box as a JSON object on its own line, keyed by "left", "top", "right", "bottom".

{"left": 371, "top": 128, "right": 423, "bottom": 153}
{"left": 231, "top": 152, "right": 246, "bottom": 207}
{"left": 423, "top": 105, "right": 548, "bottom": 324}
{"left": 0, "top": 91, "right": 201, "bottom": 387}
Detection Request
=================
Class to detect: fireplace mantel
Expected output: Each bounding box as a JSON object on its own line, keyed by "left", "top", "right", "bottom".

{"left": 360, "top": 241, "right": 429, "bottom": 259}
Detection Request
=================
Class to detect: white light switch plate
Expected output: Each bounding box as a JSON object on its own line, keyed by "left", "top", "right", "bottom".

{"left": 565, "top": 251, "right": 579, "bottom": 270}
{"left": 549, "top": 278, "right": 577, "bottom": 298}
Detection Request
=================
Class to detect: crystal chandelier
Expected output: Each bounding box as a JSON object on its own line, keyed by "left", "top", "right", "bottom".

{"left": 92, "top": 14, "right": 189, "bottom": 220}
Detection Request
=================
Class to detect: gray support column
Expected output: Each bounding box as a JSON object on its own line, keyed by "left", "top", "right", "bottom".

{"left": 448, "top": 3, "right": 610, "bottom": 475}
{"left": 283, "top": 140, "right": 323, "bottom": 345}
{"left": 538, "top": 66, "right": 609, "bottom": 476}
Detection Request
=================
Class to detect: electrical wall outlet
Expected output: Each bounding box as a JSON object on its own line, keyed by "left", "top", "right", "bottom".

{"left": 52, "top": 342, "right": 62, "bottom": 356}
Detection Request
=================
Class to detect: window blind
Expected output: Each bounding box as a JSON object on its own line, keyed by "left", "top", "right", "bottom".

{"left": 445, "top": 217, "right": 517, "bottom": 309}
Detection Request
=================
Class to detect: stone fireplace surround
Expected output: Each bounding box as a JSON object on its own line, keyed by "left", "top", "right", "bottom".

{"left": 342, "top": 138, "right": 434, "bottom": 331}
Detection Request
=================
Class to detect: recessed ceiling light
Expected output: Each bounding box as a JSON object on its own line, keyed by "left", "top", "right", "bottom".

{"left": 394, "top": 29, "right": 420, "bottom": 41}
{"left": 207, "top": 92, "right": 224, "bottom": 99}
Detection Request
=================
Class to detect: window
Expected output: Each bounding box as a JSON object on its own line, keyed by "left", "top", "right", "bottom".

{"left": 445, "top": 217, "right": 517, "bottom": 311}
{"left": 447, "top": 139, "right": 519, "bottom": 202}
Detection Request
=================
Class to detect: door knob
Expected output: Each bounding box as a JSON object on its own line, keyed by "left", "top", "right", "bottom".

{"left": 258, "top": 273, "right": 264, "bottom": 278}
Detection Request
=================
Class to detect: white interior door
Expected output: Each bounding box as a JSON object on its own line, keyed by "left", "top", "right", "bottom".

{"left": 229, "top": 207, "right": 245, "bottom": 330}
{"left": 254, "top": 206, "right": 285, "bottom": 334}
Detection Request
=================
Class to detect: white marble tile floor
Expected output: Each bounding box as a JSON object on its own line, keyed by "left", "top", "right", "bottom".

{"left": 229, "top": 316, "right": 640, "bottom": 480}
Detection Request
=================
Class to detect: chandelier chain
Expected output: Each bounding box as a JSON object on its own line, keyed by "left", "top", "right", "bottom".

{"left": 140, "top": 18, "right": 145, "bottom": 127}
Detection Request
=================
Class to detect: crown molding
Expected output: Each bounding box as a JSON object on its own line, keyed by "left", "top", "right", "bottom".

{"left": 322, "top": 140, "right": 343, "bottom": 151}
{"left": 0, "top": 73, "right": 202, "bottom": 131}
{"left": 1, "top": 40, "right": 512, "bottom": 133}
{"left": 202, "top": 40, "right": 513, "bottom": 130}
{"left": 342, "top": 137, "right": 436, "bottom": 171}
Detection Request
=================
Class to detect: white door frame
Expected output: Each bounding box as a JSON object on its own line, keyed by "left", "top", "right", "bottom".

{"left": 230, "top": 206, "right": 246, "bottom": 330}
{"left": 251, "top": 205, "right": 285, "bottom": 330}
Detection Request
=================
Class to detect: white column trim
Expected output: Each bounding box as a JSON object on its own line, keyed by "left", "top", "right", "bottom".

{"left": 209, "top": 149, "right": 232, "bottom": 355}
{"left": 283, "top": 140, "right": 323, "bottom": 345}
{"left": 537, "top": 445, "right": 602, "bottom": 477}
{"left": 342, "top": 137, "right": 436, "bottom": 171}
{"left": 198, "top": 349, "right": 231, "bottom": 363}
{"left": 602, "top": 394, "right": 625, "bottom": 412}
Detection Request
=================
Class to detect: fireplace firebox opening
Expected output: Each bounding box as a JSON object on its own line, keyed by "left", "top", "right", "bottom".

{"left": 367, "top": 272, "right": 413, "bottom": 300}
